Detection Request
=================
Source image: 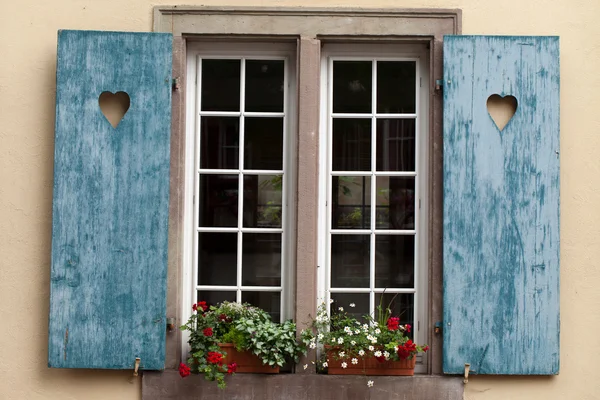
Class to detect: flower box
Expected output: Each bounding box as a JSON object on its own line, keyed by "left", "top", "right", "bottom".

{"left": 326, "top": 349, "right": 416, "bottom": 376}
{"left": 219, "top": 343, "right": 280, "bottom": 374}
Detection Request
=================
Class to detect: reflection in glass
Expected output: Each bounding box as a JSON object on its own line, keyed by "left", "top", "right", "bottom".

{"left": 200, "top": 117, "right": 239, "bottom": 169}
{"left": 201, "top": 59, "right": 241, "bottom": 111}
{"left": 375, "top": 176, "right": 415, "bottom": 230}
{"left": 198, "top": 290, "right": 237, "bottom": 308}
{"left": 376, "top": 61, "right": 416, "bottom": 114}
{"left": 374, "top": 293, "right": 414, "bottom": 338}
{"left": 376, "top": 119, "right": 416, "bottom": 172}
{"left": 245, "top": 60, "right": 285, "bottom": 112}
{"left": 333, "top": 61, "right": 372, "bottom": 113}
{"left": 244, "top": 118, "right": 283, "bottom": 170}
{"left": 243, "top": 175, "right": 282, "bottom": 228}
{"left": 242, "top": 233, "right": 281, "bottom": 286}
{"left": 332, "top": 176, "right": 370, "bottom": 230}
{"left": 242, "top": 292, "right": 281, "bottom": 322}
{"left": 332, "top": 119, "right": 371, "bottom": 171}
{"left": 375, "top": 235, "right": 414, "bottom": 288}
{"left": 198, "top": 233, "right": 237, "bottom": 286}
{"left": 331, "top": 235, "right": 370, "bottom": 288}
{"left": 198, "top": 174, "right": 238, "bottom": 227}
{"left": 331, "top": 293, "right": 370, "bottom": 323}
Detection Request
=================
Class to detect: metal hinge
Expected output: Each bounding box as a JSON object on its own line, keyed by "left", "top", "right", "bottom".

{"left": 435, "top": 79, "right": 444, "bottom": 91}
{"left": 172, "top": 77, "right": 181, "bottom": 91}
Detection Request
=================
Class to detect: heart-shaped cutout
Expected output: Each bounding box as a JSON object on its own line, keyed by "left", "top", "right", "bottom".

{"left": 98, "top": 91, "right": 130, "bottom": 128}
{"left": 487, "top": 94, "right": 517, "bottom": 131}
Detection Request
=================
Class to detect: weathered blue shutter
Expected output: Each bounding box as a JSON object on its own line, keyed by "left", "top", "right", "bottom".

{"left": 49, "top": 30, "right": 172, "bottom": 370}
{"left": 443, "top": 36, "right": 559, "bottom": 375}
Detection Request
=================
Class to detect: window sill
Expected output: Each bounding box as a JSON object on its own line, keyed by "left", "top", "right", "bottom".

{"left": 142, "top": 370, "right": 463, "bottom": 400}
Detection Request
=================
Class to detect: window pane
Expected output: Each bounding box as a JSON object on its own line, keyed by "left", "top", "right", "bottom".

{"left": 376, "top": 119, "right": 416, "bottom": 172}
{"left": 198, "top": 233, "right": 237, "bottom": 286}
{"left": 242, "top": 233, "right": 281, "bottom": 286}
{"left": 375, "top": 176, "right": 415, "bottom": 230}
{"left": 200, "top": 117, "right": 239, "bottom": 169}
{"left": 243, "top": 175, "right": 282, "bottom": 228}
{"left": 245, "top": 60, "right": 284, "bottom": 112}
{"left": 333, "top": 61, "right": 372, "bottom": 113}
{"left": 198, "top": 174, "right": 238, "bottom": 227}
{"left": 242, "top": 292, "right": 280, "bottom": 322}
{"left": 201, "top": 59, "right": 241, "bottom": 111}
{"left": 376, "top": 61, "right": 416, "bottom": 114}
{"left": 332, "top": 176, "right": 371, "bottom": 230}
{"left": 331, "top": 235, "right": 370, "bottom": 288}
{"left": 375, "top": 235, "right": 414, "bottom": 288}
{"left": 330, "top": 293, "right": 370, "bottom": 323}
{"left": 332, "top": 119, "right": 371, "bottom": 171}
{"left": 374, "top": 293, "right": 414, "bottom": 338}
{"left": 197, "top": 290, "right": 237, "bottom": 308}
{"left": 244, "top": 118, "right": 283, "bottom": 170}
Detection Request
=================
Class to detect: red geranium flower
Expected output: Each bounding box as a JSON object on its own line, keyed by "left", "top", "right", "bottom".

{"left": 405, "top": 324, "right": 411, "bottom": 333}
{"left": 397, "top": 340, "right": 417, "bottom": 360}
{"left": 423, "top": 345, "right": 429, "bottom": 352}
{"left": 387, "top": 317, "right": 400, "bottom": 331}
{"left": 227, "top": 362, "right": 238, "bottom": 374}
{"left": 207, "top": 351, "right": 224, "bottom": 365}
{"left": 203, "top": 327, "right": 213, "bottom": 337}
{"left": 375, "top": 355, "right": 386, "bottom": 363}
{"left": 179, "top": 362, "right": 191, "bottom": 378}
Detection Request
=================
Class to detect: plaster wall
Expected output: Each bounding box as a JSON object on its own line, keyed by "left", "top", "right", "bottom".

{"left": 1, "top": 0, "right": 598, "bottom": 399}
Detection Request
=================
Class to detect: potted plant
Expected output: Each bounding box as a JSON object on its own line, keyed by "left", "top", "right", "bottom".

{"left": 301, "top": 298, "right": 428, "bottom": 377}
{"left": 179, "top": 300, "right": 308, "bottom": 388}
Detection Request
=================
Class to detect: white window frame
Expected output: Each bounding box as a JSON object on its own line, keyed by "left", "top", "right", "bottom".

{"left": 183, "top": 42, "right": 297, "bottom": 354}
{"left": 317, "top": 43, "right": 430, "bottom": 372}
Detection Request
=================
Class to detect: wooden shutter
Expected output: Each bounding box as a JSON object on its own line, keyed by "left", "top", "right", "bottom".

{"left": 49, "top": 30, "right": 172, "bottom": 370}
{"left": 442, "top": 36, "right": 560, "bottom": 375}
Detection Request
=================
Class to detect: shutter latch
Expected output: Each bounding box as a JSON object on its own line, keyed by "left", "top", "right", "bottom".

{"left": 435, "top": 79, "right": 444, "bottom": 91}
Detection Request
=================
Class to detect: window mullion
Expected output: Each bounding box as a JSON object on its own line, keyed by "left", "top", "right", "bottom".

{"left": 369, "top": 59, "right": 377, "bottom": 316}
{"left": 236, "top": 58, "right": 246, "bottom": 304}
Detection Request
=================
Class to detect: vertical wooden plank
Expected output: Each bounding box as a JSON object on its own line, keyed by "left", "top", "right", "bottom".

{"left": 49, "top": 30, "right": 172, "bottom": 370}
{"left": 443, "top": 36, "right": 559, "bottom": 375}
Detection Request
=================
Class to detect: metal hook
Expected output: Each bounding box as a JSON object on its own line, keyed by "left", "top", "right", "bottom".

{"left": 463, "top": 363, "right": 471, "bottom": 384}
{"left": 133, "top": 357, "right": 141, "bottom": 377}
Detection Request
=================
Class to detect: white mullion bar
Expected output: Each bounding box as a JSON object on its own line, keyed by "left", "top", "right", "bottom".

{"left": 197, "top": 227, "right": 284, "bottom": 233}
{"left": 329, "top": 229, "right": 372, "bottom": 235}
{"left": 375, "top": 113, "right": 417, "bottom": 119}
{"left": 330, "top": 171, "right": 372, "bottom": 177}
{"left": 193, "top": 56, "right": 203, "bottom": 304}
{"left": 236, "top": 58, "right": 246, "bottom": 304}
{"left": 369, "top": 59, "right": 377, "bottom": 316}
{"left": 372, "top": 171, "right": 417, "bottom": 177}
{"left": 279, "top": 57, "right": 288, "bottom": 323}
{"left": 330, "top": 113, "right": 417, "bottom": 119}
{"left": 371, "top": 229, "right": 416, "bottom": 235}
{"left": 197, "top": 285, "right": 283, "bottom": 291}
{"left": 240, "top": 286, "right": 283, "bottom": 292}
{"left": 326, "top": 56, "right": 334, "bottom": 317}
{"left": 412, "top": 58, "right": 421, "bottom": 334}
{"left": 329, "top": 287, "right": 417, "bottom": 293}
{"left": 197, "top": 169, "right": 240, "bottom": 175}
{"left": 331, "top": 113, "right": 372, "bottom": 119}
{"left": 373, "top": 288, "right": 417, "bottom": 293}
{"left": 244, "top": 111, "right": 285, "bottom": 117}
{"left": 241, "top": 169, "right": 285, "bottom": 175}
{"left": 330, "top": 171, "right": 417, "bottom": 177}
{"left": 199, "top": 111, "right": 241, "bottom": 117}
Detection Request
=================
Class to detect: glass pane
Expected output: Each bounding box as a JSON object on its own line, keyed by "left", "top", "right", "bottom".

{"left": 242, "top": 233, "right": 281, "bottom": 286}
{"left": 376, "top": 61, "right": 416, "bottom": 114}
{"left": 332, "top": 176, "right": 371, "bottom": 230}
{"left": 375, "top": 235, "right": 414, "bottom": 288}
{"left": 330, "top": 293, "right": 370, "bottom": 323}
{"left": 245, "top": 60, "right": 284, "bottom": 112}
{"left": 374, "top": 293, "right": 414, "bottom": 338}
{"left": 198, "top": 233, "right": 237, "bottom": 286}
{"left": 333, "top": 61, "right": 372, "bottom": 113}
{"left": 198, "top": 174, "right": 238, "bottom": 227}
{"left": 331, "top": 235, "right": 370, "bottom": 288}
{"left": 201, "top": 59, "right": 241, "bottom": 111}
{"left": 242, "top": 292, "right": 280, "bottom": 322}
{"left": 375, "top": 176, "right": 415, "bottom": 230}
{"left": 376, "top": 119, "right": 416, "bottom": 172}
{"left": 200, "top": 117, "right": 239, "bottom": 169}
{"left": 244, "top": 118, "right": 283, "bottom": 170}
{"left": 197, "top": 290, "right": 237, "bottom": 308}
{"left": 332, "top": 119, "right": 371, "bottom": 171}
{"left": 243, "top": 175, "right": 282, "bottom": 228}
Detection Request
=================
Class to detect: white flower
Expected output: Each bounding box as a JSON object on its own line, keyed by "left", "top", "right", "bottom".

{"left": 375, "top": 328, "right": 381, "bottom": 334}
{"left": 383, "top": 351, "right": 390, "bottom": 359}
{"left": 355, "top": 329, "right": 360, "bottom": 334}
{"left": 366, "top": 335, "right": 374, "bottom": 341}
{"left": 347, "top": 331, "right": 353, "bottom": 336}
{"left": 363, "top": 324, "right": 369, "bottom": 331}
{"left": 367, "top": 380, "right": 374, "bottom": 388}
{"left": 351, "top": 340, "right": 356, "bottom": 346}
{"left": 351, "top": 358, "right": 358, "bottom": 365}
{"left": 349, "top": 303, "right": 356, "bottom": 307}
{"left": 338, "top": 307, "right": 344, "bottom": 312}
{"left": 358, "top": 349, "right": 365, "bottom": 356}
{"left": 303, "top": 364, "right": 308, "bottom": 370}
{"left": 309, "top": 341, "right": 317, "bottom": 349}
{"left": 344, "top": 326, "right": 352, "bottom": 333}
{"left": 341, "top": 362, "right": 348, "bottom": 369}
{"left": 323, "top": 362, "right": 328, "bottom": 368}
{"left": 330, "top": 299, "right": 334, "bottom": 304}
{"left": 337, "top": 337, "right": 344, "bottom": 344}
{"left": 374, "top": 350, "right": 382, "bottom": 357}
{"left": 331, "top": 338, "right": 336, "bottom": 343}
{"left": 339, "top": 351, "right": 345, "bottom": 358}
{"left": 368, "top": 345, "right": 374, "bottom": 351}
{"left": 371, "top": 338, "right": 378, "bottom": 344}
{"left": 356, "top": 321, "right": 361, "bottom": 325}
{"left": 318, "top": 333, "right": 324, "bottom": 340}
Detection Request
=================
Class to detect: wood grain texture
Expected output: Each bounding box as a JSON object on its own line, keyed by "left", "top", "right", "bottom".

{"left": 442, "top": 36, "right": 559, "bottom": 375}
{"left": 49, "top": 30, "right": 172, "bottom": 370}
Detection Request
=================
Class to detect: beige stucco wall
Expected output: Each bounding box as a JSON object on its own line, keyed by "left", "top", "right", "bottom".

{"left": 1, "top": 0, "right": 598, "bottom": 399}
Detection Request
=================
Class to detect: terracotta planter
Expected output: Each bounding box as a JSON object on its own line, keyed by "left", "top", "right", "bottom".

{"left": 218, "top": 343, "right": 279, "bottom": 374}
{"left": 326, "top": 349, "right": 416, "bottom": 376}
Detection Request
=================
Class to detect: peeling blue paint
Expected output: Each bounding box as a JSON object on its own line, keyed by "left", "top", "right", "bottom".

{"left": 443, "top": 36, "right": 560, "bottom": 375}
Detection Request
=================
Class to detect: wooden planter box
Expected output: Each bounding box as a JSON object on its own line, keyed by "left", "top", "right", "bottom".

{"left": 326, "top": 350, "right": 416, "bottom": 376}
{"left": 219, "top": 343, "right": 279, "bottom": 374}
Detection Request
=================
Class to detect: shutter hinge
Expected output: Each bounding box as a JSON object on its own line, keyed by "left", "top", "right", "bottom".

{"left": 434, "top": 321, "right": 442, "bottom": 334}
{"left": 172, "top": 77, "right": 181, "bottom": 91}
{"left": 435, "top": 79, "right": 444, "bottom": 91}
